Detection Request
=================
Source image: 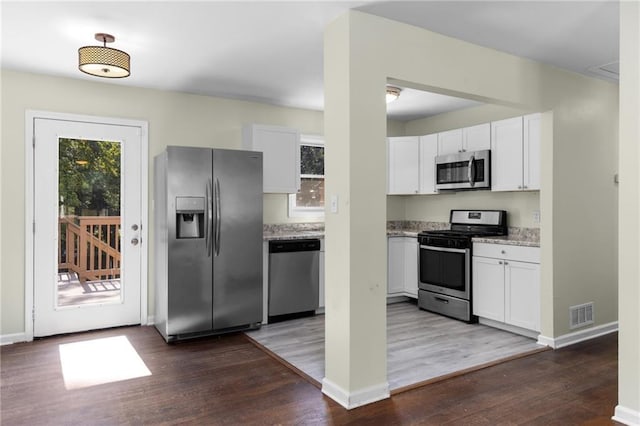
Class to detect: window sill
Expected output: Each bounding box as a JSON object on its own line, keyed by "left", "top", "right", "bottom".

{"left": 288, "top": 209, "right": 325, "bottom": 219}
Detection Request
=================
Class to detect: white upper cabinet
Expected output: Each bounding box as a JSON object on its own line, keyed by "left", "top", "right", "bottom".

{"left": 387, "top": 135, "right": 439, "bottom": 195}
{"left": 243, "top": 124, "right": 300, "bottom": 193}
{"left": 491, "top": 114, "right": 541, "bottom": 192}
{"left": 523, "top": 113, "right": 541, "bottom": 190}
{"left": 437, "top": 128, "right": 463, "bottom": 155}
{"left": 419, "top": 134, "right": 438, "bottom": 194}
{"left": 437, "top": 123, "right": 490, "bottom": 156}
{"left": 463, "top": 123, "right": 491, "bottom": 152}
{"left": 387, "top": 136, "right": 420, "bottom": 194}
{"left": 491, "top": 117, "right": 525, "bottom": 191}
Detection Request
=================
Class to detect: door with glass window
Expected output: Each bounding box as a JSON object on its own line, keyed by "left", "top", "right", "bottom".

{"left": 33, "top": 118, "right": 143, "bottom": 337}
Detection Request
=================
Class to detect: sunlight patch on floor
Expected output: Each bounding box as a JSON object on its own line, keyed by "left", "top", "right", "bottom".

{"left": 58, "top": 335, "right": 151, "bottom": 390}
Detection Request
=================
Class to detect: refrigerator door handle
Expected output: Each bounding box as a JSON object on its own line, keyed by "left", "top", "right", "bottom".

{"left": 206, "top": 179, "right": 213, "bottom": 257}
{"left": 215, "top": 178, "right": 221, "bottom": 256}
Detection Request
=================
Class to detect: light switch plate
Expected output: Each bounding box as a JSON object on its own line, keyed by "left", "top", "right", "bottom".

{"left": 330, "top": 194, "right": 338, "bottom": 213}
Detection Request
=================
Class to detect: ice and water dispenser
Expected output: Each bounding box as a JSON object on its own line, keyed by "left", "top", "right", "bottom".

{"left": 176, "top": 197, "right": 205, "bottom": 239}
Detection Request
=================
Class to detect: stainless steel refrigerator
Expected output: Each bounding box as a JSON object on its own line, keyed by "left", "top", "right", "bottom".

{"left": 154, "top": 146, "right": 263, "bottom": 342}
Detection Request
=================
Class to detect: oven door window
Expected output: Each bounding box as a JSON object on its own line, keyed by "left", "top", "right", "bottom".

{"left": 420, "top": 247, "right": 466, "bottom": 291}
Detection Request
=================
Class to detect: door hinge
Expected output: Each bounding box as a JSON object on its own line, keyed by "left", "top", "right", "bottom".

{"left": 33, "top": 221, "right": 36, "bottom": 233}
{"left": 32, "top": 135, "right": 36, "bottom": 148}
{"left": 32, "top": 308, "right": 35, "bottom": 322}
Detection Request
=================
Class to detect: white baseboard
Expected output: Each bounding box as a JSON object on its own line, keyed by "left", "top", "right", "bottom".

{"left": 1, "top": 332, "right": 29, "bottom": 345}
{"left": 146, "top": 315, "right": 154, "bottom": 325}
{"left": 537, "top": 321, "right": 618, "bottom": 349}
{"left": 613, "top": 405, "right": 640, "bottom": 426}
{"left": 321, "top": 377, "right": 390, "bottom": 409}
{"left": 478, "top": 317, "right": 540, "bottom": 340}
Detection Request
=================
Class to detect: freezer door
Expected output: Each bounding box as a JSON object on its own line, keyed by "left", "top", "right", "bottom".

{"left": 212, "top": 149, "right": 263, "bottom": 329}
{"left": 166, "top": 147, "right": 213, "bottom": 335}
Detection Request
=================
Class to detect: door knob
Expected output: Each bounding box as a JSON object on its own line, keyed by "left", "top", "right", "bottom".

{"left": 131, "top": 224, "right": 139, "bottom": 231}
{"left": 131, "top": 238, "right": 139, "bottom": 246}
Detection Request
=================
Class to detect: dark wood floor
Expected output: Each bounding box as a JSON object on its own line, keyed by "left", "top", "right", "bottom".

{"left": 1, "top": 326, "right": 620, "bottom": 425}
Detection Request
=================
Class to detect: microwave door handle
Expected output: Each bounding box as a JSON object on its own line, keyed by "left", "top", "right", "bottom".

{"left": 468, "top": 156, "right": 476, "bottom": 187}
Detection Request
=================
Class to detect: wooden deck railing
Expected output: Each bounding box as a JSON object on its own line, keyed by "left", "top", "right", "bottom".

{"left": 58, "top": 216, "right": 121, "bottom": 283}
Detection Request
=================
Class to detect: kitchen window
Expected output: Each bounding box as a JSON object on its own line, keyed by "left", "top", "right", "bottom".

{"left": 288, "top": 135, "right": 324, "bottom": 218}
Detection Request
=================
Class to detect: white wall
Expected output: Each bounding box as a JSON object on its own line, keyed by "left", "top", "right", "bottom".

{"left": 0, "top": 69, "right": 324, "bottom": 335}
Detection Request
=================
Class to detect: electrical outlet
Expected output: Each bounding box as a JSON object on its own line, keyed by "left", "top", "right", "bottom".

{"left": 532, "top": 210, "right": 540, "bottom": 224}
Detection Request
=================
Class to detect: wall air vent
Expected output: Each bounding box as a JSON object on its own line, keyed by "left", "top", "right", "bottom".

{"left": 570, "top": 302, "right": 594, "bottom": 329}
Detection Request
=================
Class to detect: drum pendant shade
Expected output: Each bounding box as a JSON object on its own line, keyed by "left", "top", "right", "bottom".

{"left": 78, "top": 33, "right": 130, "bottom": 78}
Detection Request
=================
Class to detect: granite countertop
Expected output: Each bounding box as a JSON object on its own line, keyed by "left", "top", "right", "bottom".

{"left": 263, "top": 230, "right": 325, "bottom": 241}
{"left": 472, "top": 227, "right": 540, "bottom": 247}
{"left": 263, "top": 223, "right": 325, "bottom": 241}
{"left": 387, "top": 230, "right": 419, "bottom": 237}
{"left": 472, "top": 236, "right": 540, "bottom": 248}
{"left": 263, "top": 222, "right": 540, "bottom": 247}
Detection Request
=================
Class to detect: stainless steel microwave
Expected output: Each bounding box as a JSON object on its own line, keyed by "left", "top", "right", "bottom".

{"left": 435, "top": 149, "right": 490, "bottom": 191}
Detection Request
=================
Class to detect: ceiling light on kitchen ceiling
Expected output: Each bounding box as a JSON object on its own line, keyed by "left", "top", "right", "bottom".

{"left": 78, "top": 33, "right": 130, "bottom": 78}
{"left": 386, "top": 86, "right": 401, "bottom": 103}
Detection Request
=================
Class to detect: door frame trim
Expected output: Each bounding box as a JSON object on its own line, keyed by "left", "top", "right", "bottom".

{"left": 25, "top": 110, "right": 149, "bottom": 341}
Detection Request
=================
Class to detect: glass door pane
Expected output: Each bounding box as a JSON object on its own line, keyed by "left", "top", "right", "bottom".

{"left": 57, "top": 138, "right": 122, "bottom": 307}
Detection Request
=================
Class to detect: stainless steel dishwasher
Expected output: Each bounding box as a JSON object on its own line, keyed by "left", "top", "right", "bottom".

{"left": 268, "top": 239, "right": 320, "bottom": 318}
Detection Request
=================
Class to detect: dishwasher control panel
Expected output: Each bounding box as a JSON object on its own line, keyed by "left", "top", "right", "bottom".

{"left": 269, "top": 239, "right": 321, "bottom": 253}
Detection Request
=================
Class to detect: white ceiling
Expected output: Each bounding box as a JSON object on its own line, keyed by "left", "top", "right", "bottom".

{"left": 1, "top": 1, "right": 619, "bottom": 121}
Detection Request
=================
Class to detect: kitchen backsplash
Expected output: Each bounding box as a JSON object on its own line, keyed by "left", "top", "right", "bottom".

{"left": 507, "top": 226, "right": 540, "bottom": 242}
{"left": 386, "top": 221, "right": 449, "bottom": 233}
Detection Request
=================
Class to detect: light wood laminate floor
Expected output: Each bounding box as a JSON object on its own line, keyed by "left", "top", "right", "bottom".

{"left": 246, "top": 301, "right": 546, "bottom": 391}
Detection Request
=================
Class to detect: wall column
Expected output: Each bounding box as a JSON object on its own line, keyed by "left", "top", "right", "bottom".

{"left": 615, "top": 2, "right": 640, "bottom": 424}
{"left": 321, "top": 13, "right": 390, "bottom": 408}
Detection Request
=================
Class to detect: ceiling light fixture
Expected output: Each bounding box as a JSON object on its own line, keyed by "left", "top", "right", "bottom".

{"left": 78, "top": 33, "right": 130, "bottom": 78}
{"left": 386, "top": 86, "right": 401, "bottom": 103}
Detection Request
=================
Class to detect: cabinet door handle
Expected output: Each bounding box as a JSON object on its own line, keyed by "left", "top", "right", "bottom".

{"left": 498, "top": 261, "right": 503, "bottom": 265}
{"left": 504, "top": 261, "right": 509, "bottom": 265}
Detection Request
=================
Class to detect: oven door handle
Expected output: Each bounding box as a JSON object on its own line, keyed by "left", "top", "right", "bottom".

{"left": 420, "top": 245, "right": 468, "bottom": 254}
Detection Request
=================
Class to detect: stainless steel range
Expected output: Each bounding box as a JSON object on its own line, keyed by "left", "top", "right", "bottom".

{"left": 418, "top": 210, "right": 507, "bottom": 323}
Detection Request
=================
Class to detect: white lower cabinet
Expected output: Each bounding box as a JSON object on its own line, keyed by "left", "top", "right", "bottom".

{"left": 473, "top": 243, "right": 540, "bottom": 333}
{"left": 388, "top": 236, "right": 418, "bottom": 298}
{"left": 403, "top": 238, "right": 418, "bottom": 297}
{"left": 505, "top": 260, "right": 540, "bottom": 331}
{"left": 388, "top": 237, "right": 405, "bottom": 294}
{"left": 472, "top": 256, "right": 506, "bottom": 322}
